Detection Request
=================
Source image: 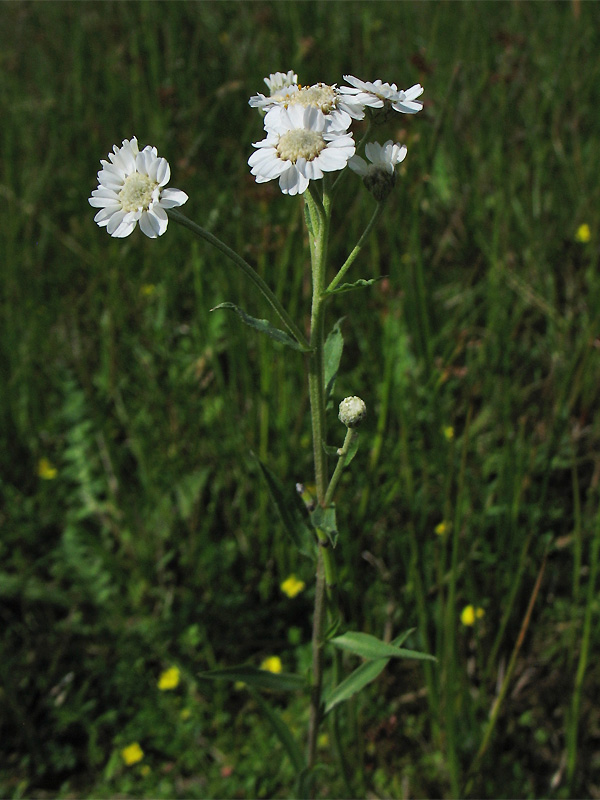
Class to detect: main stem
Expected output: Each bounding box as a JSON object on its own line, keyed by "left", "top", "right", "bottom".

{"left": 306, "top": 185, "right": 332, "bottom": 773}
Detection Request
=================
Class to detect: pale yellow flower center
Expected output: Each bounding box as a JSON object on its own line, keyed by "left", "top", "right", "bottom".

{"left": 118, "top": 172, "right": 158, "bottom": 212}
{"left": 277, "top": 129, "right": 325, "bottom": 163}
{"left": 296, "top": 84, "right": 338, "bottom": 113}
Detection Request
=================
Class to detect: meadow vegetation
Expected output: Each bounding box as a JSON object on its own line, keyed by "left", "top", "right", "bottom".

{"left": 2, "top": 1, "right": 600, "bottom": 797}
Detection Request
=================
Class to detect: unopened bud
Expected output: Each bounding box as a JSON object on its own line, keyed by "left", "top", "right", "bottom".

{"left": 363, "top": 168, "right": 396, "bottom": 202}
{"left": 338, "top": 396, "right": 367, "bottom": 428}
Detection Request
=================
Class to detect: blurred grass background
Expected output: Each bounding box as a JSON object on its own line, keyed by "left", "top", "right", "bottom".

{"left": 2, "top": 1, "right": 600, "bottom": 797}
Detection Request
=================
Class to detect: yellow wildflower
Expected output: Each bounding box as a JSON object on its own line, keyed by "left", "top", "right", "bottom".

{"left": 575, "top": 224, "right": 591, "bottom": 243}
{"left": 260, "top": 656, "right": 283, "bottom": 674}
{"left": 180, "top": 708, "right": 191, "bottom": 721}
{"left": 121, "top": 742, "right": 144, "bottom": 766}
{"left": 37, "top": 458, "right": 57, "bottom": 480}
{"left": 157, "top": 666, "right": 180, "bottom": 691}
{"left": 460, "top": 605, "right": 485, "bottom": 627}
{"left": 443, "top": 426, "right": 455, "bottom": 441}
{"left": 140, "top": 283, "right": 156, "bottom": 296}
{"left": 435, "top": 521, "right": 448, "bottom": 536}
{"left": 280, "top": 575, "right": 306, "bottom": 598}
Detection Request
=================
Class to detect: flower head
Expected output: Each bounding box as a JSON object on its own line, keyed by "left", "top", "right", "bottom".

{"left": 264, "top": 70, "right": 298, "bottom": 94}
{"left": 340, "top": 75, "right": 424, "bottom": 116}
{"left": 260, "top": 656, "right": 283, "bottom": 673}
{"left": 248, "top": 106, "right": 355, "bottom": 196}
{"left": 89, "top": 137, "right": 188, "bottom": 238}
{"left": 121, "top": 742, "right": 144, "bottom": 766}
{"left": 157, "top": 666, "right": 180, "bottom": 691}
{"left": 280, "top": 575, "right": 306, "bottom": 598}
{"left": 263, "top": 82, "right": 365, "bottom": 130}
{"left": 435, "top": 521, "right": 449, "bottom": 536}
{"left": 460, "top": 605, "right": 485, "bottom": 627}
{"left": 575, "top": 223, "right": 591, "bottom": 243}
{"left": 339, "top": 396, "right": 367, "bottom": 428}
{"left": 37, "top": 457, "right": 58, "bottom": 480}
{"left": 349, "top": 140, "right": 408, "bottom": 201}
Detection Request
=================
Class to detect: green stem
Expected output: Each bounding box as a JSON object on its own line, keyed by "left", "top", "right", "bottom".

{"left": 167, "top": 208, "right": 311, "bottom": 351}
{"left": 326, "top": 203, "right": 384, "bottom": 293}
{"left": 324, "top": 428, "right": 358, "bottom": 507}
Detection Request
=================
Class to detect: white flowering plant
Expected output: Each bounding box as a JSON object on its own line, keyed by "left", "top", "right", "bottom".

{"left": 89, "top": 70, "right": 433, "bottom": 796}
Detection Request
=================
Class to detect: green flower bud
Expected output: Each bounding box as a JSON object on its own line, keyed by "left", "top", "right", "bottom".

{"left": 338, "top": 396, "right": 367, "bottom": 428}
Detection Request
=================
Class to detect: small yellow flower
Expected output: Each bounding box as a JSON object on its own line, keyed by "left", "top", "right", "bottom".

{"left": 140, "top": 283, "right": 156, "bottom": 296}
{"left": 180, "top": 708, "right": 191, "bottom": 721}
{"left": 318, "top": 732, "right": 329, "bottom": 749}
{"left": 37, "top": 457, "right": 58, "bottom": 480}
{"left": 575, "top": 224, "right": 591, "bottom": 243}
{"left": 443, "top": 426, "right": 455, "bottom": 441}
{"left": 260, "top": 656, "right": 283, "bottom": 674}
{"left": 157, "top": 666, "right": 180, "bottom": 691}
{"left": 435, "top": 521, "right": 448, "bottom": 536}
{"left": 460, "top": 605, "right": 485, "bottom": 627}
{"left": 280, "top": 575, "right": 306, "bottom": 598}
{"left": 121, "top": 742, "right": 144, "bottom": 766}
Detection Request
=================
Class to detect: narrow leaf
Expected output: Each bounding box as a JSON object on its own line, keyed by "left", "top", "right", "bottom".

{"left": 343, "top": 433, "right": 360, "bottom": 467}
{"left": 253, "top": 455, "right": 315, "bottom": 559}
{"left": 310, "top": 504, "right": 338, "bottom": 548}
{"left": 211, "top": 302, "right": 306, "bottom": 351}
{"left": 330, "top": 631, "right": 436, "bottom": 662}
{"left": 325, "top": 276, "right": 386, "bottom": 296}
{"left": 323, "top": 632, "right": 415, "bottom": 715}
{"left": 248, "top": 688, "right": 305, "bottom": 773}
{"left": 198, "top": 666, "right": 306, "bottom": 692}
{"left": 324, "top": 318, "right": 345, "bottom": 401}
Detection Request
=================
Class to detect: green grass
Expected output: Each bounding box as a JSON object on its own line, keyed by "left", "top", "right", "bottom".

{"left": 2, "top": 1, "right": 600, "bottom": 797}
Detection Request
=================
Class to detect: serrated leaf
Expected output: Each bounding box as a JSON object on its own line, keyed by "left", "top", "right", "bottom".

{"left": 324, "top": 318, "right": 345, "bottom": 401}
{"left": 310, "top": 504, "right": 338, "bottom": 548}
{"left": 198, "top": 666, "right": 306, "bottom": 692}
{"left": 330, "top": 631, "right": 436, "bottom": 662}
{"left": 211, "top": 302, "right": 306, "bottom": 351}
{"left": 248, "top": 688, "right": 305, "bottom": 773}
{"left": 325, "top": 276, "right": 386, "bottom": 296}
{"left": 253, "top": 454, "right": 315, "bottom": 559}
{"left": 323, "top": 632, "right": 414, "bottom": 715}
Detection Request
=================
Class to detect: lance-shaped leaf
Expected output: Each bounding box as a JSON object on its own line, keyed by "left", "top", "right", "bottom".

{"left": 325, "top": 276, "right": 386, "bottom": 296}
{"left": 248, "top": 688, "right": 306, "bottom": 774}
{"left": 323, "top": 631, "right": 415, "bottom": 715}
{"left": 310, "top": 504, "right": 338, "bottom": 548}
{"left": 211, "top": 302, "right": 309, "bottom": 351}
{"left": 330, "top": 631, "right": 436, "bottom": 662}
{"left": 253, "top": 454, "right": 315, "bottom": 559}
{"left": 324, "top": 318, "right": 345, "bottom": 402}
{"left": 198, "top": 665, "right": 306, "bottom": 692}
{"left": 343, "top": 432, "right": 360, "bottom": 467}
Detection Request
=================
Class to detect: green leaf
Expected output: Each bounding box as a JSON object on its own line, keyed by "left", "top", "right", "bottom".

{"left": 248, "top": 688, "right": 305, "bottom": 773}
{"left": 330, "top": 631, "right": 436, "bottom": 662}
{"left": 310, "top": 504, "right": 338, "bottom": 548}
{"left": 198, "top": 666, "right": 306, "bottom": 692}
{"left": 323, "top": 632, "right": 415, "bottom": 715}
{"left": 253, "top": 454, "right": 315, "bottom": 559}
{"left": 211, "top": 302, "right": 306, "bottom": 351}
{"left": 324, "top": 318, "right": 345, "bottom": 401}
{"left": 344, "top": 433, "right": 360, "bottom": 466}
{"left": 322, "top": 442, "right": 340, "bottom": 457}
{"left": 325, "top": 276, "right": 385, "bottom": 296}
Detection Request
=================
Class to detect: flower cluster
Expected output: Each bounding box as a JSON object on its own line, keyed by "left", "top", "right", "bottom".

{"left": 248, "top": 71, "right": 423, "bottom": 197}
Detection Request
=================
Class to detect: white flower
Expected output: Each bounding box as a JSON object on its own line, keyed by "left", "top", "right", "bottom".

{"left": 264, "top": 70, "right": 298, "bottom": 94}
{"left": 263, "top": 82, "right": 364, "bottom": 129}
{"left": 88, "top": 137, "right": 188, "bottom": 238}
{"left": 248, "top": 105, "right": 355, "bottom": 196}
{"left": 340, "top": 75, "right": 424, "bottom": 115}
{"left": 349, "top": 140, "right": 407, "bottom": 177}
{"left": 349, "top": 140, "right": 407, "bottom": 202}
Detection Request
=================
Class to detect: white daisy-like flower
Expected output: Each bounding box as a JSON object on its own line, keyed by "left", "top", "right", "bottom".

{"left": 263, "top": 82, "right": 365, "bottom": 130}
{"left": 88, "top": 137, "right": 188, "bottom": 238}
{"left": 248, "top": 105, "right": 355, "bottom": 196}
{"left": 349, "top": 140, "right": 408, "bottom": 201}
{"left": 264, "top": 70, "right": 298, "bottom": 94}
{"left": 340, "top": 75, "right": 424, "bottom": 115}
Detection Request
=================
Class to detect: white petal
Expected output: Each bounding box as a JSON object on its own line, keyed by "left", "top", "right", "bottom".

{"left": 111, "top": 218, "right": 137, "bottom": 238}
{"left": 106, "top": 210, "right": 127, "bottom": 235}
{"left": 140, "top": 207, "right": 168, "bottom": 238}
{"left": 155, "top": 158, "right": 170, "bottom": 186}
{"left": 348, "top": 155, "right": 368, "bottom": 176}
{"left": 159, "top": 188, "right": 188, "bottom": 208}
{"left": 94, "top": 206, "right": 120, "bottom": 224}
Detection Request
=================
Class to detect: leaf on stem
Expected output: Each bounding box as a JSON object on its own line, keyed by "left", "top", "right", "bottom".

{"left": 253, "top": 454, "right": 315, "bottom": 559}
{"left": 198, "top": 666, "right": 306, "bottom": 692}
{"left": 330, "top": 631, "right": 436, "bottom": 662}
{"left": 344, "top": 433, "right": 360, "bottom": 466}
{"left": 324, "top": 318, "right": 345, "bottom": 402}
{"left": 248, "top": 688, "right": 306, "bottom": 773}
{"left": 211, "top": 302, "right": 307, "bottom": 351}
{"left": 325, "top": 276, "right": 386, "bottom": 296}
{"left": 323, "top": 632, "right": 415, "bottom": 715}
{"left": 310, "top": 504, "right": 338, "bottom": 548}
